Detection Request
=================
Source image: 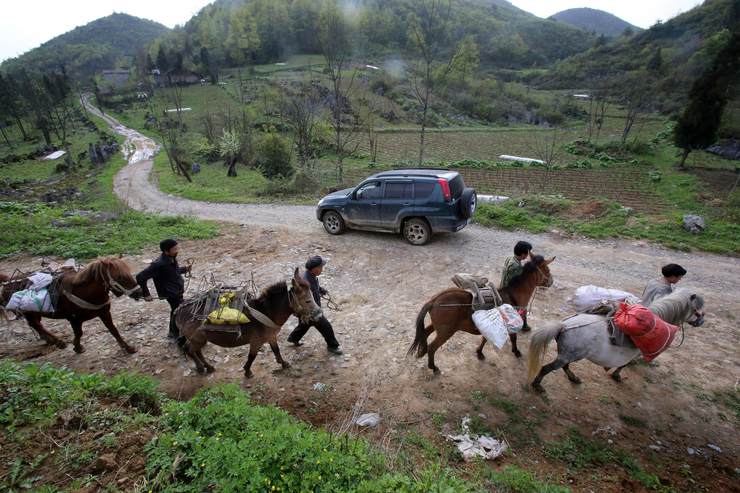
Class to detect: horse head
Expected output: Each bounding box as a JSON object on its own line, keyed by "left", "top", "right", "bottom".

{"left": 532, "top": 255, "right": 555, "bottom": 288}
{"left": 78, "top": 257, "right": 142, "bottom": 300}
{"left": 289, "top": 267, "right": 322, "bottom": 323}
{"left": 686, "top": 293, "right": 705, "bottom": 327}
{"left": 649, "top": 289, "right": 705, "bottom": 327}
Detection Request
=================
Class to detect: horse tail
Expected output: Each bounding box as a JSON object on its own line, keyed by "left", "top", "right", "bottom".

{"left": 527, "top": 322, "right": 561, "bottom": 383}
{"left": 408, "top": 300, "right": 434, "bottom": 358}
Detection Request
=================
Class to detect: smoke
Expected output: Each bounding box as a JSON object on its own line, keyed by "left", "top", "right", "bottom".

{"left": 383, "top": 57, "right": 406, "bottom": 79}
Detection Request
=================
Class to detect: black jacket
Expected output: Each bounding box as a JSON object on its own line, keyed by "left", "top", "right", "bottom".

{"left": 136, "top": 254, "right": 187, "bottom": 300}
{"left": 302, "top": 270, "right": 326, "bottom": 307}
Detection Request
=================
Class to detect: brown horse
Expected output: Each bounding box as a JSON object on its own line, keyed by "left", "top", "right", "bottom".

{"left": 175, "top": 268, "right": 321, "bottom": 377}
{"left": 0, "top": 257, "right": 142, "bottom": 353}
{"left": 408, "top": 255, "right": 555, "bottom": 373}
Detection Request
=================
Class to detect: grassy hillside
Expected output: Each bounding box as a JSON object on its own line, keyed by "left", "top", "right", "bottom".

{"left": 0, "top": 13, "right": 169, "bottom": 80}
{"left": 550, "top": 8, "right": 642, "bottom": 37}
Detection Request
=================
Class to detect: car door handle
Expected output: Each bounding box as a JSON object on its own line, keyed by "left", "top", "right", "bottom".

{"left": 370, "top": 202, "right": 378, "bottom": 206}
{"left": 403, "top": 202, "right": 410, "bottom": 206}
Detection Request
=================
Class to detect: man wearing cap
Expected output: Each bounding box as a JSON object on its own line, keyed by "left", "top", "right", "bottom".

{"left": 287, "top": 256, "right": 342, "bottom": 354}
{"left": 642, "top": 263, "right": 687, "bottom": 306}
{"left": 136, "top": 239, "right": 191, "bottom": 340}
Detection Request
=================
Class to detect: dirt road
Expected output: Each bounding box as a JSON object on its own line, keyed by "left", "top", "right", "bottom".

{"left": 2, "top": 101, "right": 737, "bottom": 491}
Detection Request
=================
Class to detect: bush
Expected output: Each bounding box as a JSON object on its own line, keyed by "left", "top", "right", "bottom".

{"left": 255, "top": 133, "right": 294, "bottom": 180}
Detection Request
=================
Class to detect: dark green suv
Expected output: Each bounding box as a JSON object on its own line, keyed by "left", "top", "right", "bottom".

{"left": 316, "top": 169, "right": 477, "bottom": 245}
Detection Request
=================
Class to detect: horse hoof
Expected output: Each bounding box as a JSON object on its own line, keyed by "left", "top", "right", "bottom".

{"left": 205, "top": 366, "right": 215, "bottom": 374}
{"left": 476, "top": 351, "right": 485, "bottom": 360}
{"left": 611, "top": 373, "right": 623, "bottom": 383}
{"left": 513, "top": 350, "right": 522, "bottom": 358}
{"left": 281, "top": 361, "right": 291, "bottom": 369}
{"left": 56, "top": 341, "right": 68, "bottom": 349}
{"left": 244, "top": 370, "right": 254, "bottom": 379}
{"left": 431, "top": 367, "right": 440, "bottom": 375}
{"left": 196, "top": 366, "right": 206, "bottom": 375}
{"left": 570, "top": 377, "right": 582, "bottom": 385}
{"left": 531, "top": 383, "right": 545, "bottom": 393}
{"left": 74, "top": 345, "right": 85, "bottom": 354}
{"left": 123, "top": 345, "right": 137, "bottom": 354}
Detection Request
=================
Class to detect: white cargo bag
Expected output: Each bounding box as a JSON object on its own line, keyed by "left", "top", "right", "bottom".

{"left": 5, "top": 288, "right": 53, "bottom": 312}
{"left": 498, "top": 304, "right": 524, "bottom": 333}
{"left": 472, "top": 308, "right": 509, "bottom": 349}
{"left": 573, "top": 285, "right": 640, "bottom": 312}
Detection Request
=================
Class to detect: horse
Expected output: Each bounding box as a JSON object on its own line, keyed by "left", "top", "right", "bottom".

{"left": 408, "top": 255, "right": 555, "bottom": 374}
{"left": 527, "top": 289, "right": 705, "bottom": 391}
{"left": 175, "top": 268, "right": 322, "bottom": 377}
{"left": 0, "top": 257, "right": 142, "bottom": 353}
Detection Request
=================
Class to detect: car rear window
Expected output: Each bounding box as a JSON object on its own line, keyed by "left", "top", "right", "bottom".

{"left": 384, "top": 182, "right": 412, "bottom": 199}
{"left": 449, "top": 175, "right": 464, "bottom": 198}
{"left": 414, "top": 181, "right": 436, "bottom": 199}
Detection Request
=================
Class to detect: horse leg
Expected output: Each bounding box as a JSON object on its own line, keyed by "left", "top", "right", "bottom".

{"left": 24, "top": 314, "right": 66, "bottom": 349}
{"left": 531, "top": 357, "right": 569, "bottom": 392}
{"left": 476, "top": 337, "right": 486, "bottom": 360}
{"left": 243, "top": 346, "right": 259, "bottom": 378}
{"left": 611, "top": 364, "right": 629, "bottom": 382}
{"left": 98, "top": 310, "right": 136, "bottom": 354}
{"left": 70, "top": 319, "right": 85, "bottom": 354}
{"left": 563, "top": 363, "right": 582, "bottom": 384}
{"left": 196, "top": 349, "right": 214, "bottom": 373}
{"left": 269, "top": 340, "right": 290, "bottom": 369}
{"left": 427, "top": 329, "right": 454, "bottom": 374}
{"left": 510, "top": 333, "right": 522, "bottom": 358}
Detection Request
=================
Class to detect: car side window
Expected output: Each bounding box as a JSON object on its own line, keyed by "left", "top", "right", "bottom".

{"left": 414, "top": 182, "right": 436, "bottom": 199}
{"left": 384, "top": 182, "right": 412, "bottom": 199}
{"left": 356, "top": 181, "right": 381, "bottom": 199}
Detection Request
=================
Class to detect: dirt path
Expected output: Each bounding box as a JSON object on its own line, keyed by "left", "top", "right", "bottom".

{"left": 3, "top": 100, "right": 737, "bottom": 491}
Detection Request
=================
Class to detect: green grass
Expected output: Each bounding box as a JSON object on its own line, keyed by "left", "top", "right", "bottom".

{"left": 0, "top": 360, "right": 480, "bottom": 493}
{"left": 485, "top": 466, "right": 570, "bottom": 493}
{"left": 545, "top": 429, "right": 673, "bottom": 492}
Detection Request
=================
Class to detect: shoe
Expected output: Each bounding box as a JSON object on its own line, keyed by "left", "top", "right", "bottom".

{"left": 287, "top": 338, "right": 304, "bottom": 347}
{"left": 327, "top": 346, "right": 343, "bottom": 355}
{"left": 168, "top": 331, "right": 179, "bottom": 339}
{"left": 521, "top": 325, "right": 532, "bottom": 333}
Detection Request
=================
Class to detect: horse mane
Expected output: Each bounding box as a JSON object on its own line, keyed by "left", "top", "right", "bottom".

{"left": 72, "top": 257, "right": 131, "bottom": 286}
{"left": 258, "top": 281, "right": 287, "bottom": 301}
{"left": 649, "top": 289, "right": 702, "bottom": 325}
{"left": 507, "top": 255, "right": 545, "bottom": 290}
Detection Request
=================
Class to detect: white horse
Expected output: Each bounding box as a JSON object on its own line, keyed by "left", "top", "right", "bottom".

{"left": 527, "top": 290, "right": 705, "bottom": 391}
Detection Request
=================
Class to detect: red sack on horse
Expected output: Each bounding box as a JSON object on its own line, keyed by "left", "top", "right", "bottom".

{"left": 613, "top": 303, "right": 679, "bottom": 362}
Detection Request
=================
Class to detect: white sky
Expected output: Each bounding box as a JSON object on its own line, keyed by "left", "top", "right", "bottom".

{"left": 0, "top": 0, "right": 705, "bottom": 63}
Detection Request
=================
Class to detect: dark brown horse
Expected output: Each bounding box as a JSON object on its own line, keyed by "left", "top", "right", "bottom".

{"left": 175, "top": 268, "right": 321, "bottom": 377}
{"left": 0, "top": 257, "right": 142, "bottom": 353}
{"left": 408, "top": 255, "right": 555, "bottom": 373}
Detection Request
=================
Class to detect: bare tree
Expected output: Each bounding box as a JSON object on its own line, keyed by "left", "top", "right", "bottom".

{"left": 319, "top": 0, "right": 361, "bottom": 183}
{"left": 284, "top": 83, "right": 325, "bottom": 170}
{"left": 615, "top": 73, "right": 652, "bottom": 145}
{"left": 146, "top": 81, "right": 192, "bottom": 182}
{"left": 533, "top": 127, "right": 565, "bottom": 193}
{"left": 359, "top": 93, "right": 383, "bottom": 164}
{"left": 407, "top": 0, "right": 455, "bottom": 165}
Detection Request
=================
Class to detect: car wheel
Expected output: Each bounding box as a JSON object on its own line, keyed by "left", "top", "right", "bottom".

{"left": 403, "top": 218, "right": 431, "bottom": 245}
{"left": 459, "top": 188, "right": 477, "bottom": 219}
{"left": 322, "top": 210, "right": 346, "bottom": 235}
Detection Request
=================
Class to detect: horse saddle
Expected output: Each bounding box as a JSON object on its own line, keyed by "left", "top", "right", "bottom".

{"left": 451, "top": 273, "right": 502, "bottom": 311}
{"left": 607, "top": 318, "right": 637, "bottom": 349}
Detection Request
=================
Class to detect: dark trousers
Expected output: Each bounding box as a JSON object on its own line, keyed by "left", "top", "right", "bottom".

{"left": 288, "top": 316, "right": 339, "bottom": 348}
{"left": 167, "top": 296, "right": 183, "bottom": 337}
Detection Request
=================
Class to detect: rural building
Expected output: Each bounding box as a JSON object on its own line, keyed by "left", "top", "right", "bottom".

{"left": 100, "top": 69, "right": 131, "bottom": 88}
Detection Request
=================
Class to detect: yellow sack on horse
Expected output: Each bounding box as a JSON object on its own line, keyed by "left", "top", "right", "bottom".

{"left": 207, "top": 292, "right": 249, "bottom": 325}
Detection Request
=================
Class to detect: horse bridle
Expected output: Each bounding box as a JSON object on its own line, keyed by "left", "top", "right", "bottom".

{"left": 288, "top": 286, "right": 322, "bottom": 323}
{"left": 105, "top": 271, "right": 141, "bottom": 297}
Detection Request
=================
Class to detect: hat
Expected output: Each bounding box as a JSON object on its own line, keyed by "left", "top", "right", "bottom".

{"left": 305, "top": 256, "right": 326, "bottom": 270}
{"left": 160, "top": 239, "right": 178, "bottom": 252}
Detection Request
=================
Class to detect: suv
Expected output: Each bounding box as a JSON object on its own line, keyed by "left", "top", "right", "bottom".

{"left": 316, "top": 169, "right": 476, "bottom": 245}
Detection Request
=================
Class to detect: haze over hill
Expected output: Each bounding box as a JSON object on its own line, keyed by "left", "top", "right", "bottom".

{"left": 550, "top": 7, "right": 642, "bottom": 37}
{"left": 0, "top": 13, "right": 169, "bottom": 79}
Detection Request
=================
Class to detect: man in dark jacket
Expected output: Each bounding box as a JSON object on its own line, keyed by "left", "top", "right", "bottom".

{"left": 287, "top": 256, "right": 342, "bottom": 354}
{"left": 136, "top": 239, "right": 191, "bottom": 339}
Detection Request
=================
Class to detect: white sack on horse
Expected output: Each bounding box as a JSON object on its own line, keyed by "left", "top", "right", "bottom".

{"left": 5, "top": 288, "right": 53, "bottom": 313}
{"left": 572, "top": 285, "right": 640, "bottom": 312}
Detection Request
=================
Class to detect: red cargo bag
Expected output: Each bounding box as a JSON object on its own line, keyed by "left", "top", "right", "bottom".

{"left": 613, "top": 303, "right": 679, "bottom": 362}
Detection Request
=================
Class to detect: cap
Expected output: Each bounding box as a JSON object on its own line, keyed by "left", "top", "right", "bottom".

{"left": 160, "top": 239, "right": 178, "bottom": 252}
{"left": 305, "top": 256, "right": 326, "bottom": 270}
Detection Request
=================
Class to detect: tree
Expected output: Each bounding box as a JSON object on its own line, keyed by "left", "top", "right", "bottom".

{"left": 200, "top": 47, "right": 219, "bottom": 84}
{"left": 256, "top": 133, "right": 294, "bottom": 179}
{"left": 407, "top": 0, "right": 455, "bottom": 165}
{"left": 0, "top": 74, "right": 29, "bottom": 141}
{"left": 225, "top": 5, "right": 260, "bottom": 66}
{"left": 450, "top": 36, "right": 480, "bottom": 83}
{"left": 647, "top": 48, "right": 663, "bottom": 73}
{"left": 674, "top": 26, "right": 739, "bottom": 168}
{"left": 284, "top": 83, "right": 325, "bottom": 169}
{"left": 319, "top": 0, "right": 360, "bottom": 183}
{"left": 219, "top": 130, "right": 241, "bottom": 177}
{"left": 613, "top": 72, "right": 652, "bottom": 145}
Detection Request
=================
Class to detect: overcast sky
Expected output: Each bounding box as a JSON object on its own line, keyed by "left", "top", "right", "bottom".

{"left": 0, "top": 0, "right": 704, "bottom": 63}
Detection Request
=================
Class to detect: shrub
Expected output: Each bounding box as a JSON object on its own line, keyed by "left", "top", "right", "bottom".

{"left": 255, "top": 133, "right": 294, "bottom": 180}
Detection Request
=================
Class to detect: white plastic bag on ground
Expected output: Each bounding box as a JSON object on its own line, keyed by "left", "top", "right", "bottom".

{"left": 473, "top": 308, "right": 509, "bottom": 348}
{"left": 354, "top": 413, "right": 381, "bottom": 427}
{"left": 573, "top": 285, "right": 640, "bottom": 312}
{"left": 445, "top": 416, "right": 508, "bottom": 461}
{"left": 5, "top": 288, "right": 53, "bottom": 312}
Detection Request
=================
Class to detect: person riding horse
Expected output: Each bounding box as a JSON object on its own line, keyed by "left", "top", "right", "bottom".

{"left": 500, "top": 240, "right": 533, "bottom": 331}
{"left": 642, "top": 263, "right": 686, "bottom": 306}
{"left": 136, "top": 239, "right": 192, "bottom": 342}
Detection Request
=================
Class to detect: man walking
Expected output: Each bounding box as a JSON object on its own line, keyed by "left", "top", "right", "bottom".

{"left": 136, "top": 239, "right": 191, "bottom": 341}
{"left": 642, "top": 263, "right": 686, "bottom": 306}
{"left": 287, "top": 256, "right": 343, "bottom": 355}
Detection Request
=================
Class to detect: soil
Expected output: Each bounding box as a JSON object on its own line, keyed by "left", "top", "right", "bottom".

{"left": 1, "top": 103, "right": 738, "bottom": 492}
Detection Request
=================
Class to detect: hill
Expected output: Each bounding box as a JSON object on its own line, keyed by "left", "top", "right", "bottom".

{"left": 0, "top": 13, "right": 169, "bottom": 80}
{"left": 550, "top": 7, "right": 641, "bottom": 37}
{"left": 149, "top": 0, "right": 595, "bottom": 74}
{"left": 544, "top": 0, "right": 739, "bottom": 114}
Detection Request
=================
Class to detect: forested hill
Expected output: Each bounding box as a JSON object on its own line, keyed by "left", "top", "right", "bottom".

{"left": 544, "top": 0, "right": 739, "bottom": 113}
{"left": 550, "top": 8, "right": 642, "bottom": 37}
{"left": 149, "top": 0, "right": 594, "bottom": 73}
{"left": 0, "top": 13, "right": 169, "bottom": 80}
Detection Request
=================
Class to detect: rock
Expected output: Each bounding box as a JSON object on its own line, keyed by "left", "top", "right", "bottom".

{"left": 683, "top": 215, "right": 706, "bottom": 234}
{"left": 707, "top": 443, "right": 722, "bottom": 453}
{"left": 687, "top": 447, "right": 696, "bottom": 455}
{"left": 93, "top": 453, "right": 117, "bottom": 472}
{"left": 706, "top": 139, "right": 740, "bottom": 160}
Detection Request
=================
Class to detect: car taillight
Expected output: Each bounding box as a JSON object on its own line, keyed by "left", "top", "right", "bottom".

{"left": 437, "top": 179, "right": 451, "bottom": 202}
